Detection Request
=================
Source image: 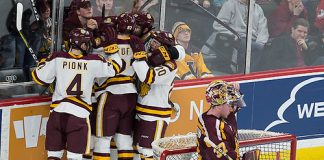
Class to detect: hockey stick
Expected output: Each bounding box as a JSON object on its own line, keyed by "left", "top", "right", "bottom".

{"left": 187, "top": 0, "right": 241, "bottom": 39}
{"left": 29, "top": 0, "right": 40, "bottom": 21}
{"left": 16, "top": 2, "right": 39, "bottom": 63}
{"left": 199, "top": 116, "right": 233, "bottom": 160}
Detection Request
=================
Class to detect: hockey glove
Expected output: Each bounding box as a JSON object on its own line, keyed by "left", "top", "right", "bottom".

{"left": 130, "top": 35, "right": 146, "bottom": 61}
{"left": 98, "top": 25, "right": 119, "bottom": 54}
{"left": 148, "top": 45, "right": 171, "bottom": 67}
{"left": 133, "top": 51, "right": 147, "bottom": 61}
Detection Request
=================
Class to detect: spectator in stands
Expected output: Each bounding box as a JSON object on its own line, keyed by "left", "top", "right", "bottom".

{"left": 92, "top": 0, "right": 116, "bottom": 17}
{"left": 63, "top": 0, "right": 98, "bottom": 45}
{"left": 197, "top": 80, "right": 245, "bottom": 160}
{"left": 261, "top": 18, "right": 323, "bottom": 70}
{"left": 315, "top": 0, "right": 324, "bottom": 35}
{"left": 198, "top": 0, "right": 224, "bottom": 14}
{"left": 302, "top": 0, "right": 319, "bottom": 35}
{"left": 268, "top": 0, "right": 307, "bottom": 38}
{"left": 213, "top": 0, "right": 269, "bottom": 72}
{"left": 30, "top": 0, "right": 52, "bottom": 60}
{"left": 172, "top": 22, "right": 213, "bottom": 80}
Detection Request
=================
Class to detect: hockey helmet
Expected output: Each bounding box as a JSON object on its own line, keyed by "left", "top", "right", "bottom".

{"left": 69, "top": 28, "right": 93, "bottom": 55}
{"left": 132, "top": 11, "right": 154, "bottom": 36}
{"left": 116, "top": 12, "right": 136, "bottom": 34}
{"left": 206, "top": 80, "right": 245, "bottom": 108}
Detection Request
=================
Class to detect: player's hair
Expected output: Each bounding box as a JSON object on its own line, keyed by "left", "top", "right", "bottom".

{"left": 292, "top": 18, "right": 309, "bottom": 29}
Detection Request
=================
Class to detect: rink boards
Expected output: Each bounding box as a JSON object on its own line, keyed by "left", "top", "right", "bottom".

{"left": 1, "top": 67, "right": 324, "bottom": 159}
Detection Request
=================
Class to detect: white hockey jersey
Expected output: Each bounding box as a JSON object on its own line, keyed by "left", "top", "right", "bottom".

{"left": 32, "top": 51, "right": 123, "bottom": 118}
{"left": 132, "top": 60, "right": 177, "bottom": 123}
{"left": 94, "top": 36, "right": 143, "bottom": 96}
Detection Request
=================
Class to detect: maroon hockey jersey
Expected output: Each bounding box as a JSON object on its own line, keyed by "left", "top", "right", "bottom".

{"left": 197, "top": 112, "right": 240, "bottom": 160}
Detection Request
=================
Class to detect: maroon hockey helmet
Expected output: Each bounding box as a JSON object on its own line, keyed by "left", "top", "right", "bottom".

{"left": 69, "top": 28, "right": 93, "bottom": 54}
{"left": 116, "top": 12, "right": 136, "bottom": 34}
{"left": 132, "top": 11, "right": 154, "bottom": 36}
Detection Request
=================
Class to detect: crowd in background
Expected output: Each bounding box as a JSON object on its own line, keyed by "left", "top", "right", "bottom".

{"left": 1, "top": 0, "right": 324, "bottom": 80}
{"left": 0, "top": 0, "right": 322, "bottom": 159}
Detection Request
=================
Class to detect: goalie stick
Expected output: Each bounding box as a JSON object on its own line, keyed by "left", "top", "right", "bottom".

{"left": 16, "top": 2, "right": 39, "bottom": 63}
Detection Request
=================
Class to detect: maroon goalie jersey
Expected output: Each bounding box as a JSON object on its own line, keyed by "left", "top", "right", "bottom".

{"left": 197, "top": 112, "right": 240, "bottom": 160}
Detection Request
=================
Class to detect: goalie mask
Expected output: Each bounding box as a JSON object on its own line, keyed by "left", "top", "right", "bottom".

{"left": 116, "top": 12, "right": 135, "bottom": 34}
{"left": 69, "top": 28, "right": 93, "bottom": 55}
{"left": 147, "top": 31, "right": 176, "bottom": 67}
{"left": 206, "top": 80, "right": 246, "bottom": 108}
{"left": 132, "top": 11, "right": 154, "bottom": 37}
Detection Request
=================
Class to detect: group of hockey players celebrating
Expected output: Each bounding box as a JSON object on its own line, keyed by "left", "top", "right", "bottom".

{"left": 32, "top": 1, "right": 186, "bottom": 159}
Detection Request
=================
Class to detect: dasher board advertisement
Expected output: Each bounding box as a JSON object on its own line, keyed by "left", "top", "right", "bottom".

{"left": 0, "top": 103, "right": 50, "bottom": 160}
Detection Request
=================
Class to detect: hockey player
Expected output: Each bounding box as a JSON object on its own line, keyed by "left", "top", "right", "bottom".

{"left": 197, "top": 80, "right": 245, "bottom": 160}
{"left": 31, "top": 28, "right": 124, "bottom": 160}
{"left": 132, "top": 31, "right": 184, "bottom": 159}
{"left": 92, "top": 12, "right": 145, "bottom": 160}
{"left": 82, "top": 20, "right": 120, "bottom": 160}
{"left": 132, "top": 11, "right": 186, "bottom": 63}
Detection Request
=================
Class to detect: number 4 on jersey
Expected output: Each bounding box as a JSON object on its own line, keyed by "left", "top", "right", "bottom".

{"left": 66, "top": 74, "right": 83, "bottom": 96}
